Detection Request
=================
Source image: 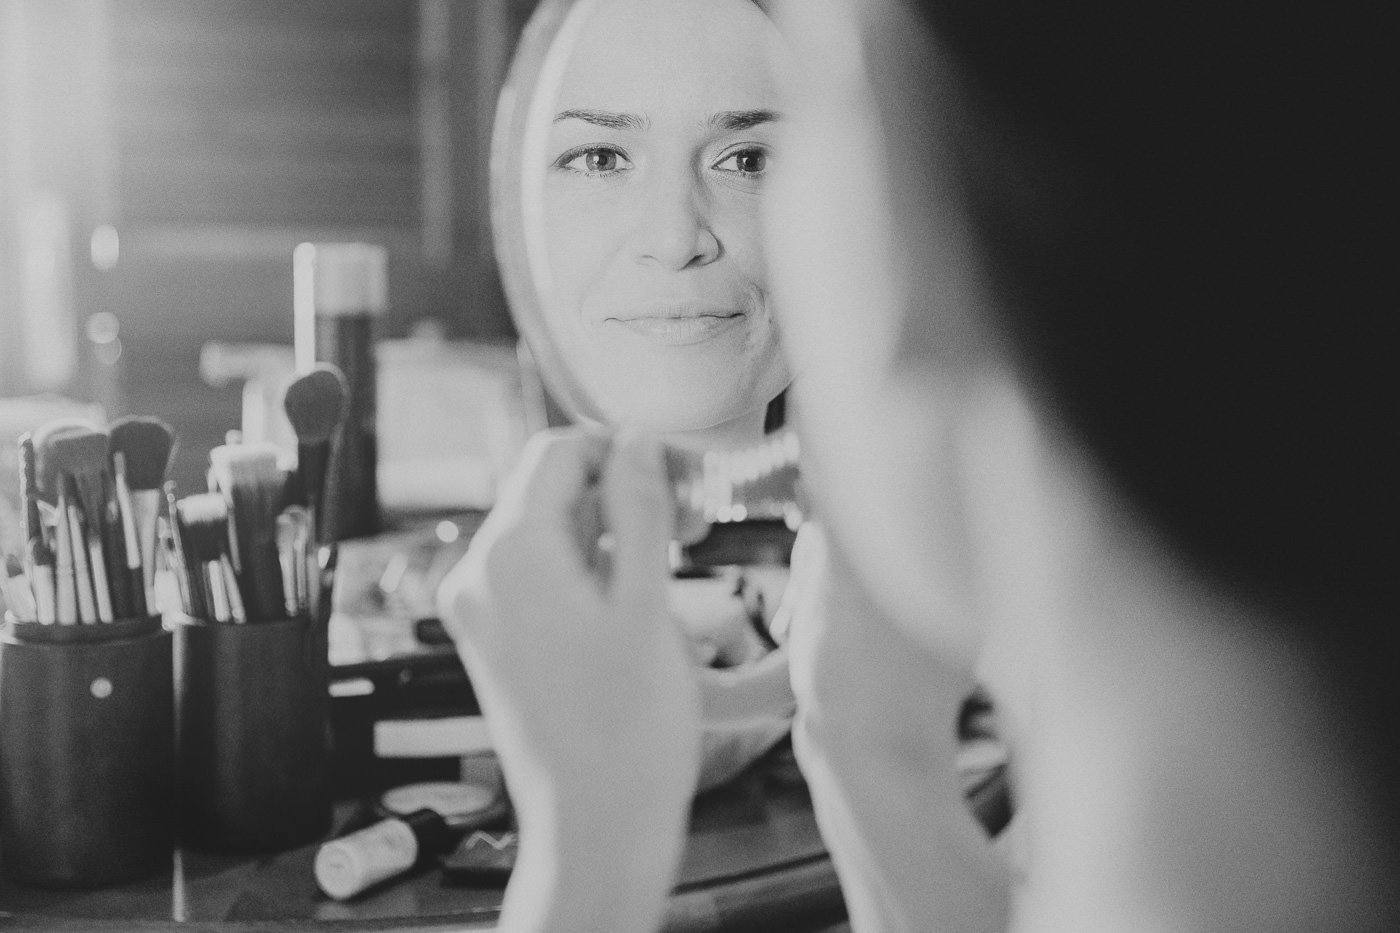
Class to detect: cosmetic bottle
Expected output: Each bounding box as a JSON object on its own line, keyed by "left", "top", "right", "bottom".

{"left": 314, "top": 807, "right": 452, "bottom": 901}
{"left": 293, "top": 242, "right": 385, "bottom": 540}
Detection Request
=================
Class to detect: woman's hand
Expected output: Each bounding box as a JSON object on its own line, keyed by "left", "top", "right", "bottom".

{"left": 437, "top": 429, "right": 700, "bottom": 933}
{"left": 785, "top": 522, "right": 1012, "bottom": 933}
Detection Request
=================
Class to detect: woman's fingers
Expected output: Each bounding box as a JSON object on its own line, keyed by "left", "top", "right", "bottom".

{"left": 495, "top": 428, "right": 611, "bottom": 524}
{"left": 601, "top": 431, "right": 673, "bottom": 608}
{"left": 439, "top": 428, "right": 606, "bottom": 635}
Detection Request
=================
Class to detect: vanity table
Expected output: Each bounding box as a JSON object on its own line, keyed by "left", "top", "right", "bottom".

{"left": 0, "top": 515, "right": 846, "bottom": 931}
{"left": 0, "top": 748, "right": 845, "bottom": 932}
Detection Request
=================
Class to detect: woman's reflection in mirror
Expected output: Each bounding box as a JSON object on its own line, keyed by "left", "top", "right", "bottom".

{"left": 539, "top": 0, "right": 790, "bottom": 451}
{"left": 529, "top": 0, "right": 804, "bottom": 802}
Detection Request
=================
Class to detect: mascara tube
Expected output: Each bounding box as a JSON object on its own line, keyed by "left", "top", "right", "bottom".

{"left": 293, "top": 242, "right": 385, "bottom": 541}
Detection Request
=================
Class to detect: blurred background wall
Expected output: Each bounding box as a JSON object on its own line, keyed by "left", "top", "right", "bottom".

{"left": 0, "top": 0, "right": 540, "bottom": 490}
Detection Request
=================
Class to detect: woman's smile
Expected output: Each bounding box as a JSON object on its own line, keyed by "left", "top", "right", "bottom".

{"left": 607, "top": 301, "right": 747, "bottom": 346}
{"left": 539, "top": 0, "right": 790, "bottom": 434}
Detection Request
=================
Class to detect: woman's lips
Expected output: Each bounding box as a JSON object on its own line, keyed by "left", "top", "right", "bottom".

{"left": 608, "top": 310, "right": 746, "bottom": 346}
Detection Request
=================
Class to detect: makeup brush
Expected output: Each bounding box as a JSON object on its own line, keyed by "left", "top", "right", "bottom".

{"left": 51, "top": 481, "right": 79, "bottom": 624}
{"left": 31, "top": 419, "right": 98, "bottom": 501}
{"left": 209, "top": 443, "right": 286, "bottom": 621}
{"left": 46, "top": 429, "right": 116, "bottom": 623}
{"left": 282, "top": 364, "right": 348, "bottom": 545}
{"left": 18, "top": 435, "right": 44, "bottom": 571}
{"left": 108, "top": 454, "right": 146, "bottom": 618}
{"left": 27, "top": 539, "right": 56, "bottom": 625}
{"left": 276, "top": 507, "right": 309, "bottom": 617}
{"left": 31, "top": 421, "right": 94, "bottom": 624}
{"left": 175, "top": 494, "right": 232, "bottom": 622}
{"left": 101, "top": 469, "right": 138, "bottom": 619}
{"left": 60, "top": 475, "right": 99, "bottom": 623}
{"left": 163, "top": 481, "right": 191, "bottom": 615}
{"left": 109, "top": 416, "right": 176, "bottom": 613}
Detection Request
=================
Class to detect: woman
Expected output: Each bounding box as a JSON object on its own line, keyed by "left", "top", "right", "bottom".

{"left": 537, "top": 0, "right": 790, "bottom": 451}
{"left": 529, "top": 0, "right": 800, "bottom": 793}
{"left": 443, "top": 0, "right": 1397, "bottom": 931}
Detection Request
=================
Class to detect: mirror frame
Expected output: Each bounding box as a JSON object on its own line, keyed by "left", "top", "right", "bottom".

{"left": 489, "top": 0, "right": 606, "bottom": 426}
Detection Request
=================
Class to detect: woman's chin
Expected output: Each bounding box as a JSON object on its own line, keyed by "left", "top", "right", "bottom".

{"left": 586, "top": 369, "right": 771, "bottom": 437}
{"left": 586, "top": 382, "right": 748, "bottom": 435}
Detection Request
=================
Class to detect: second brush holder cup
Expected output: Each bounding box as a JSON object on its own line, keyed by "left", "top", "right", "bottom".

{"left": 174, "top": 613, "right": 331, "bottom": 852}
{"left": 0, "top": 615, "right": 174, "bottom": 888}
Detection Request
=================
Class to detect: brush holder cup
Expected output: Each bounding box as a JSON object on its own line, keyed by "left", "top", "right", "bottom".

{"left": 174, "top": 613, "right": 331, "bottom": 852}
{"left": 0, "top": 615, "right": 174, "bottom": 888}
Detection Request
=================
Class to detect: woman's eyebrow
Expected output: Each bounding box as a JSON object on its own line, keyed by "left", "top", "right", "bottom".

{"left": 553, "top": 108, "right": 650, "bottom": 131}
{"left": 709, "top": 109, "right": 781, "bottom": 132}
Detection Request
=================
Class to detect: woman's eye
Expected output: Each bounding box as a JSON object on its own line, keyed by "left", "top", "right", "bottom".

{"left": 555, "top": 146, "right": 632, "bottom": 176}
{"left": 714, "top": 147, "right": 769, "bottom": 177}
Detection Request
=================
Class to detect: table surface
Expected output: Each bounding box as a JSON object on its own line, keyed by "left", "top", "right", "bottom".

{"left": 0, "top": 749, "right": 845, "bottom": 932}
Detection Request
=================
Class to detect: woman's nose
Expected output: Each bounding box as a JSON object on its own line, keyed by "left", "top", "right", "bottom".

{"left": 630, "top": 170, "right": 720, "bottom": 270}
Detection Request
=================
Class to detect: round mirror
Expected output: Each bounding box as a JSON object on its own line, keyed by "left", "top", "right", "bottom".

{"left": 488, "top": 0, "right": 802, "bottom": 795}
{"left": 491, "top": 0, "right": 791, "bottom": 454}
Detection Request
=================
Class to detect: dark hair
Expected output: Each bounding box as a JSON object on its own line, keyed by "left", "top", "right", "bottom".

{"left": 912, "top": 1, "right": 1391, "bottom": 628}
{"left": 910, "top": 0, "right": 1396, "bottom": 797}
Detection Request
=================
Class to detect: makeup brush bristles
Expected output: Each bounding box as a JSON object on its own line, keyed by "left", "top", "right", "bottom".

{"left": 31, "top": 418, "right": 100, "bottom": 503}
{"left": 109, "top": 416, "right": 175, "bottom": 616}
{"left": 282, "top": 364, "right": 348, "bottom": 543}
{"left": 283, "top": 366, "right": 348, "bottom": 445}
{"left": 18, "top": 434, "right": 42, "bottom": 561}
{"left": 109, "top": 416, "right": 177, "bottom": 491}
{"left": 174, "top": 493, "right": 239, "bottom": 622}
{"left": 208, "top": 443, "right": 285, "bottom": 621}
{"left": 19, "top": 416, "right": 177, "bottom": 625}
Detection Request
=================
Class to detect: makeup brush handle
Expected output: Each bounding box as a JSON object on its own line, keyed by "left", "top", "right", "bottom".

{"left": 100, "top": 504, "right": 134, "bottom": 619}
{"left": 112, "top": 459, "right": 140, "bottom": 566}
{"left": 54, "top": 565, "right": 78, "bottom": 625}
{"left": 298, "top": 442, "right": 331, "bottom": 543}
{"left": 54, "top": 509, "right": 78, "bottom": 625}
{"left": 66, "top": 508, "right": 98, "bottom": 624}
{"left": 222, "top": 555, "right": 247, "bottom": 623}
{"left": 134, "top": 491, "right": 160, "bottom": 611}
{"left": 203, "top": 561, "right": 231, "bottom": 623}
{"left": 128, "top": 565, "right": 148, "bottom": 619}
{"left": 185, "top": 558, "right": 211, "bottom": 620}
{"left": 277, "top": 534, "right": 300, "bottom": 617}
{"left": 33, "top": 565, "right": 57, "bottom": 625}
{"left": 311, "top": 543, "right": 338, "bottom": 629}
{"left": 88, "top": 536, "right": 115, "bottom": 623}
{"left": 247, "top": 539, "right": 287, "bottom": 622}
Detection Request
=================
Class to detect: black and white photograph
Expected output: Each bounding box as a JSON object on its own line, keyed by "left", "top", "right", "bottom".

{"left": 0, "top": 1, "right": 1391, "bottom": 930}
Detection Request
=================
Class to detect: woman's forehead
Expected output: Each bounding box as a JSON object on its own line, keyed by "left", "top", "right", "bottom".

{"left": 554, "top": 0, "right": 781, "bottom": 123}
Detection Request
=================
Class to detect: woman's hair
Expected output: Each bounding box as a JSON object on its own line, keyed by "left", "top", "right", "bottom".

{"left": 910, "top": 0, "right": 1390, "bottom": 629}
{"left": 908, "top": 0, "right": 1396, "bottom": 798}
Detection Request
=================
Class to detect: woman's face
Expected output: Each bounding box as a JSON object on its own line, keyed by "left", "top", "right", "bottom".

{"left": 540, "top": 0, "right": 791, "bottom": 437}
